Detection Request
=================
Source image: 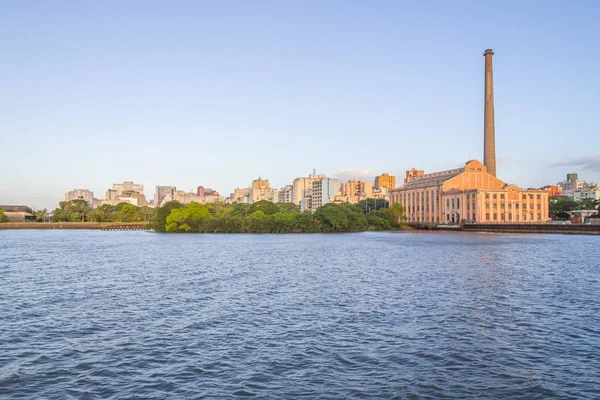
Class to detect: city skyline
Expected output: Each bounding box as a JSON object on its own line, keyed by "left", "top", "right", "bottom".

{"left": 2, "top": 1, "right": 599, "bottom": 210}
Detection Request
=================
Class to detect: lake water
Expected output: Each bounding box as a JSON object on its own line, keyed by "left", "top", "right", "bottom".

{"left": 1, "top": 230, "right": 599, "bottom": 399}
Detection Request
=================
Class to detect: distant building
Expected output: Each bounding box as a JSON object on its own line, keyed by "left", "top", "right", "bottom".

{"left": 389, "top": 160, "right": 550, "bottom": 224}
{"left": 374, "top": 173, "right": 396, "bottom": 190}
{"left": 98, "top": 181, "right": 148, "bottom": 208}
{"left": 292, "top": 170, "right": 327, "bottom": 205}
{"left": 277, "top": 185, "right": 294, "bottom": 203}
{"left": 541, "top": 185, "right": 562, "bottom": 197}
{"left": 300, "top": 196, "right": 312, "bottom": 213}
{"left": 250, "top": 177, "right": 275, "bottom": 203}
{"left": 573, "top": 188, "right": 600, "bottom": 202}
{"left": 231, "top": 188, "right": 252, "bottom": 204}
{"left": 65, "top": 189, "right": 94, "bottom": 208}
{"left": 372, "top": 186, "right": 389, "bottom": 200}
{"left": 311, "top": 178, "right": 338, "bottom": 212}
{"left": 165, "top": 190, "right": 204, "bottom": 205}
{"left": 0, "top": 205, "right": 35, "bottom": 222}
{"left": 113, "top": 181, "right": 144, "bottom": 195}
{"left": 339, "top": 180, "right": 373, "bottom": 204}
{"left": 155, "top": 186, "right": 176, "bottom": 206}
{"left": 197, "top": 186, "right": 224, "bottom": 203}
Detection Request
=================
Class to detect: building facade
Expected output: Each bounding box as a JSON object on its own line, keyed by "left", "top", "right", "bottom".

{"left": 155, "top": 186, "right": 176, "bottom": 206}
{"left": 311, "top": 178, "right": 338, "bottom": 212}
{"left": 374, "top": 173, "right": 396, "bottom": 190}
{"left": 389, "top": 160, "right": 550, "bottom": 224}
{"left": 65, "top": 189, "right": 94, "bottom": 208}
{"left": 339, "top": 180, "right": 373, "bottom": 204}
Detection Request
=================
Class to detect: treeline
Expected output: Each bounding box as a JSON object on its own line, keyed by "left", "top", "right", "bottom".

{"left": 147, "top": 200, "right": 407, "bottom": 233}
{"left": 550, "top": 197, "right": 600, "bottom": 219}
{"left": 53, "top": 200, "right": 153, "bottom": 222}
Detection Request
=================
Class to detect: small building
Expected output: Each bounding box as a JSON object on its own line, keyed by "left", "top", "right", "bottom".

{"left": 0, "top": 205, "right": 35, "bottom": 222}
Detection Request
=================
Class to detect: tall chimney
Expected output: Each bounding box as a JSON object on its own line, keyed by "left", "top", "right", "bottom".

{"left": 483, "top": 48, "right": 496, "bottom": 177}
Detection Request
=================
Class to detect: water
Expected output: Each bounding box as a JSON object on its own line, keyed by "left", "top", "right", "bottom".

{"left": 1, "top": 230, "right": 599, "bottom": 399}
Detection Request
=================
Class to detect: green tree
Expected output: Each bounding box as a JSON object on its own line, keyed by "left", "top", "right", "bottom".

{"left": 0, "top": 209, "right": 8, "bottom": 223}
{"left": 35, "top": 209, "right": 48, "bottom": 222}
{"left": 148, "top": 201, "right": 183, "bottom": 232}
{"left": 249, "top": 200, "right": 280, "bottom": 216}
{"left": 53, "top": 200, "right": 90, "bottom": 222}
{"left": 165, "top": 203, "right": 210, "bottom": 232}
{"left": 383, "top": 203, "right": 407, "bottom": 226}
{"left": 550, "top": 197, "right": 578, "bottom": 219}
{"left": 358, "top": 198, "right": 389, "bottom": 213}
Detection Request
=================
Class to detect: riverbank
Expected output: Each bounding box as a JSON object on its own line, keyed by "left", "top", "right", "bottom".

{"left": 0, "top": 222, "right": 149, "bottom": 230}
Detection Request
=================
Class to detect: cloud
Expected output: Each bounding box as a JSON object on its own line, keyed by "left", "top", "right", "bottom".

{"left": 333, "top": 168, "right": 374, "bottom": 182}
{"left": 549, "top": 156, "right": 600, "bottom": 172}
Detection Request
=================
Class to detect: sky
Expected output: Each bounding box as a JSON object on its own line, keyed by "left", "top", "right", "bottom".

{"left": 1, "top": 0, "right": 599, "bottom": 210}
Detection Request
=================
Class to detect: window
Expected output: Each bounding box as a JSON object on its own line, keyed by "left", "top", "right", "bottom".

{"left": 457, "top": 199, "right": 460, "bottom": 209}
{"left": 447, "top": 214, "right": 450, "bottom": 221}
{"left": 530, "top": 203, "right": 534, "bottom": 209}
{"left": 516, "top": 214, "right": 520, "bottom": 221}
{"left": 508, "top": 213, "right": 512, "bottom": 221}
{"left": 467, "top": 203, "right": 470, "bottom": 210}
{"left": 486, "top": 213, "right": 490, "bottom": 221}
{"left": 493, "top": 213, "right": 497, "bottom": 221}
{"left": 466, "top": 194, "right": 470, "bottom": 200}
{"left": 486, "top": 203, "right": 490, "bottom": 209}
{"left": 486, "top": 194, "right": 490, "bottom": 199}
{"left": 493, "top": 194, "right": 497, "bottom": 199}
{"left": 472, "top": 213, "right": 476, "bottom": 221}
{"left": 447, "top": 199, "right": 449, "bottom": 208}
{"left": 493, "top": 203, "right": 497, "bottom": 209}
{"left": 452, "top": 199, "right": 455, "bottom": 209}
{"left": 508, "top": 204, "right": 512, "bottom": 209}
{"left": 500, "top": 194, "right": 505, "bottom": 200}
{"left": 537, "top": 213, "right": 541, "bottom": 220}
{"left": 501, "top": 203, "right": 505, "bottom": 210}
{"left": 537, "top": 194, "right": 541, "bottom": 200}
{"left": 522, "top": 194, "right": 526, "bottom": 200}
{"left": 529, "top": 194, "right": 533, "bottom": 200}
{"left": 516, "top": 204, "right": 520, "bottom": 210}
{"left": 501, "top": 213, "right": 505, "bottom": 220}
{"left": 537, "top": 204, "right": 541, "bottom": 210}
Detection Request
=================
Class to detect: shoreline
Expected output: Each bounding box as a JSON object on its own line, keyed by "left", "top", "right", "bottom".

{"left": 1, "top": 222, "right": 599, "bottom": 235}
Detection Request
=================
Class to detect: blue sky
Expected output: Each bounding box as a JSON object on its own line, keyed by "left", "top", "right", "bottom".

{"left": 1, "top": 1, "right": 599, "bottom": 210}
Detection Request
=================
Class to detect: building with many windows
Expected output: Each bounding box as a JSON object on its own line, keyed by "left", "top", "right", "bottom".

{"left": 311, "top": 178, "right": 338, "bottom": 212}
{"left": 374, "top": 173, "right": 396, "bottom": 190}
{"left": 388, "top": 160, "right": 550, "bottom": 224}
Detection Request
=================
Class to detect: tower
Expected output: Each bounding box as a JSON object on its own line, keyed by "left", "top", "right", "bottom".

{"left": 484, "top": 49, "right": 496, "bottom": 177}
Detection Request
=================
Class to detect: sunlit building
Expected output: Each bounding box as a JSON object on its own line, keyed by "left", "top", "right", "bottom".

{"left": 389, "top": 160, "right": 550, "bottom": 224}
{"left": 374, "top": 173, "right": 396, "bottom": 190}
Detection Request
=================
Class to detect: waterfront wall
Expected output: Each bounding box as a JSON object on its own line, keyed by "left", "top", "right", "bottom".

{"left": 462, "top": 223, "right": 600, "bottom": 235}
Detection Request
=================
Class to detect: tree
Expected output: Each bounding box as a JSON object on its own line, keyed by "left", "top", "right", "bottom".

{"left": 148, "top": 201, "right": 182, "bottom": 232}
{"left": 358, "top": 198, "right": 389, "bottom": 213}
{"left": 383, "top": 203, "right": 407, "bottom": 226}
{"left": 0, "top": 209, "right": 8, "bottom": 223}
{"left": 165, "top": 203, "right": 210, "bottom": 232}
{"left": 249, "top": 200, "right": 280, "bottom": 216}
{"left": 53, "top": 200, "right": 90, "bottom": 222}
{"left": 34, "top": 209, "right": 48, "bottom": 222}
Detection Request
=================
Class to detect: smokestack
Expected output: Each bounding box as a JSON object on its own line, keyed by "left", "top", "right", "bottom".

{"left": 484, "top": 49, "right": 496, "bottom": 177}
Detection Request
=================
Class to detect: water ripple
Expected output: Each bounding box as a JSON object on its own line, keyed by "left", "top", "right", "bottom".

{"left": 0, "top": 230, "right": 599, "bottom": 399}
